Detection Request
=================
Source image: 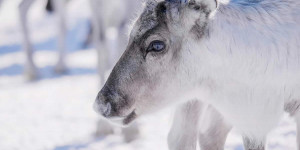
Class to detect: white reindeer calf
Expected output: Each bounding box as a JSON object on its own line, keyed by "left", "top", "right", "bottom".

{"left": 94, "top": 0, "right": 300, "bottom": 149}
{"left": 19, "top": 0, "right": 66, "bottom": 80}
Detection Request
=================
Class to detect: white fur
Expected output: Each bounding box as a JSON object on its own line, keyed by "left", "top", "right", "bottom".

{"left": 181, "top": 0, "right": 300, "bottom": 146}
{"left": 168, "top": 100, "right": 231, "bottom": 150}
{"left": 96, "top": 0, "right": 300, "bottom": 149}
{"left": 153, "top": 0, "right": 300, "bottom": 149}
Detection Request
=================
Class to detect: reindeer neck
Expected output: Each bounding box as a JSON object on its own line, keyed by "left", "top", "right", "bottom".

{"left": 201, "top": 0, "right": 300, "bottom": 73}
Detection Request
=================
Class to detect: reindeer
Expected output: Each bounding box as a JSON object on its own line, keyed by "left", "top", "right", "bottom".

{"left": 18, "top": 0, "right": 66, "bottom": 80}
{"left": 93, "top": 0, "right": 300, "bottom": 149}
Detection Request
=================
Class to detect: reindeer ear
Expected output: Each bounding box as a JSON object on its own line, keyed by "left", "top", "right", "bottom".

{"left": 165, "top": 0, "right": 218, "bottom": 18}
{"left": 164, "top": 0, "right": 218, "bottom": 36}
{"left": 188, "top": 0, "right": 218, "bottom": 15}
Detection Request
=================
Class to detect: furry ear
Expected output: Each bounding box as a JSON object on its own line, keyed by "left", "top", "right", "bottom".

{"left": 188, "top": 0, "right": 218, "bottom": 15}
{"left": 164, "top": 0, "right": 218, "bottom": 36}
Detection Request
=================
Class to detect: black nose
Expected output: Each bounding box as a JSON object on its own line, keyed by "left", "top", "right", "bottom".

{"left": 93, "top": 92, "right": 112, "bottom": 117}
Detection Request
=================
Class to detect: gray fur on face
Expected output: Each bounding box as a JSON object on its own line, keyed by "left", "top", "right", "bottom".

{"left": 96, "top": 0, "right": 215, "bottom": 125}
{"left": 131, "top": 0, "right": 214, "bottom": 40}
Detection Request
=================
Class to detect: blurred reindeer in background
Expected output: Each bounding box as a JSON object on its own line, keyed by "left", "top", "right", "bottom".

{"left": 17, "top": 0, "right": 143, "bottom": 142}
{"left": 19, "top": 0, "right": 67, "bottom": 80}
{"left": 89, "top": 0, "right": 143, "bottom": 142}
{"left": 89, "top": 0, "right": 143, "bottom": 86}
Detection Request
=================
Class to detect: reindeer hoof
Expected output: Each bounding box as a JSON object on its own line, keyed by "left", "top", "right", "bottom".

{"left": 24, "top": 67, "right": 38, "bottom": 81}
{"left": 122, "top": 123, "right": 140, "bottom": 143}
{"left": 54, "top": 64, "right": 67, "bottom": 74}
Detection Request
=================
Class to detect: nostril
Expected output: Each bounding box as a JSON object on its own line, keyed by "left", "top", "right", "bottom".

{"left": 94, "top": 88, "right": 117, "bottom": 117}
{"left": 101, "top": 102, "right": 112, "bottom": 117}
{"left": 94, "top": 93, "right": 112, "bottom": 117}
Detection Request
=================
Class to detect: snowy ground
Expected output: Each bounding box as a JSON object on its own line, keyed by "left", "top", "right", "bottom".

{"left": 0, "top": 0, "right": 298, "bottom": 150}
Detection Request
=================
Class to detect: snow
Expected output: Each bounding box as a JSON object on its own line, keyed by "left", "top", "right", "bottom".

{"left": 0, "top": 0, "right": 298, "bottom": 150}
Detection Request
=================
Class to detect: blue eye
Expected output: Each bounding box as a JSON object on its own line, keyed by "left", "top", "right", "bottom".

{"left": 148, "top": 40, "right": 165, "bottom": 52}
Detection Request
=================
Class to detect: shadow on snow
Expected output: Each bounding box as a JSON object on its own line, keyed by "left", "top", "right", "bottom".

{"left": 0, "top": 63, "right": 97, "bottom": 79}
{"left": 53, "top": 137, "right": 105, "bottom": 150}
{"left": 0, "top": 19, "right": 91, "bottom": 56}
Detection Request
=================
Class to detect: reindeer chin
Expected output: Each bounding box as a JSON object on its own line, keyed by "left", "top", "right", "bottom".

{"left": 105, "top": 110, "right": 137, "bottom": 127}
{"left": 123, "top": 111, "right": 137, "bottom": 125}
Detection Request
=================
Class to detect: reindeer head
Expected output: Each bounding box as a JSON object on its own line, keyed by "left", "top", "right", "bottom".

{"left": 94, "top": 0, "right": 218, "bottom": 126}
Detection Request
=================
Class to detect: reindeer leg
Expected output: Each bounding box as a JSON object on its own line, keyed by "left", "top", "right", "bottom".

{"left": 295, "top": 112, "right": 300, "bottom": 150}
{"left": 90, "top": 0, "right": 108, "bottom": 86}
{"left": 19, "top": 0, "right": 38, "bottom": 80}
{"left": 243, "top": 137, "right": 265, "bottom": 150}
{"left": 168, "top": 100, "right": 203, "bottom": 150}
{"left": 52, "top": 0, "right": 67, "bottom": 73}
{"left": 122, "top": 122, "right": 140, "bottom": 143}
{"left": 90, "top": 0, "right": 114, "bottom": 137}
{"left": 94, "top": 119, "right": 114, "bottom": 137}
{"left": 198, "top": 105, "right": 231, "bottom": 150}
